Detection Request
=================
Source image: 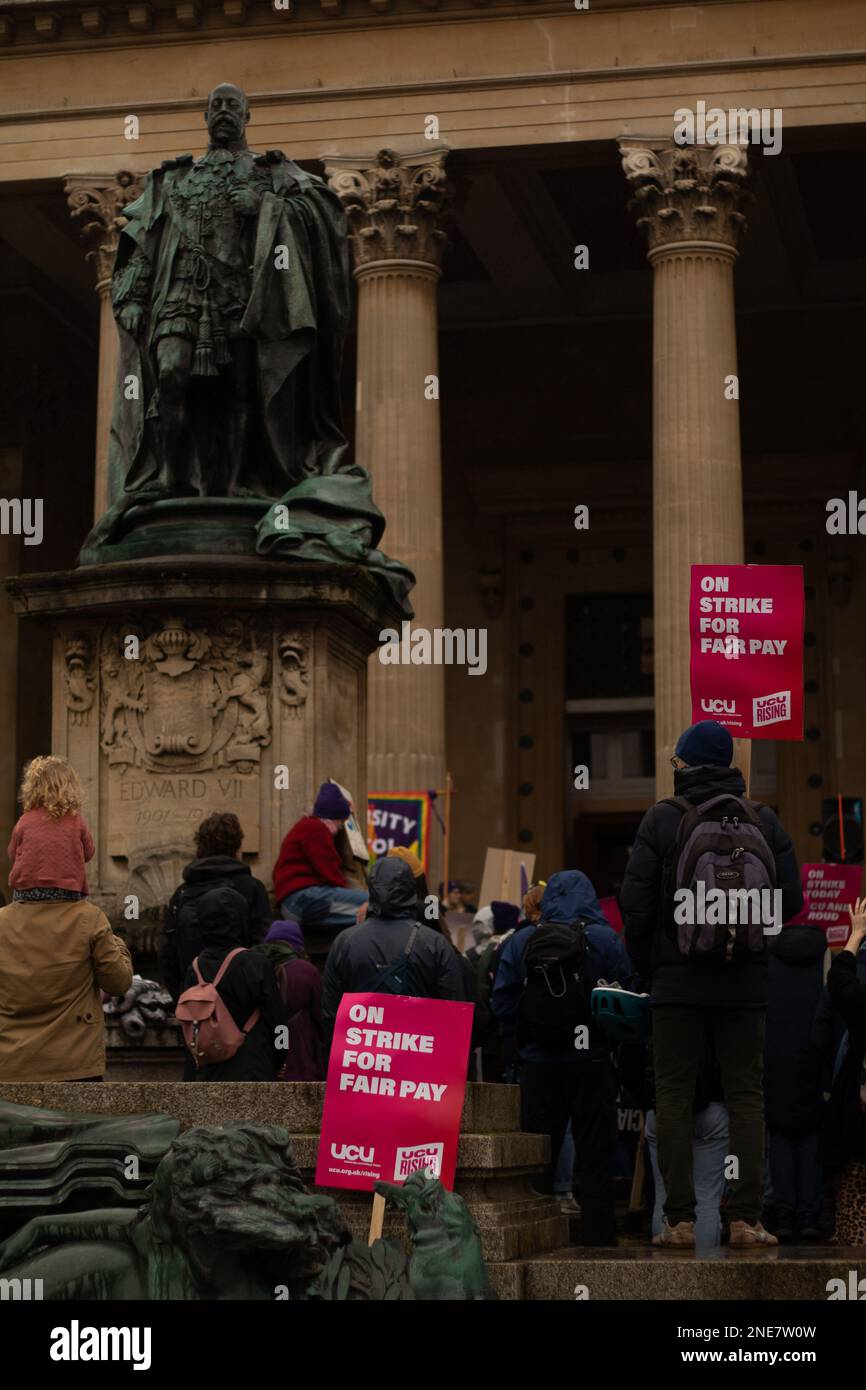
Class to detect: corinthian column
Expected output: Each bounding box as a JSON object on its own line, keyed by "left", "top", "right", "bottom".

{"left": 325, "top": 148, "right": 450, "bottom": 807}
{"left": 619, "top": 139, "right": 753, "bottom": 794}
{"left": 65, "top": 172, "right": 142, "bottom": 522}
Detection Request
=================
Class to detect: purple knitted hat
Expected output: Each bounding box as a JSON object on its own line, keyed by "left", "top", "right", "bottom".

{"left": 312, "top": 781, "right": 351, "bottom": 820}
{"left": 266, "top": 918, "right": 305, "bottom": 952}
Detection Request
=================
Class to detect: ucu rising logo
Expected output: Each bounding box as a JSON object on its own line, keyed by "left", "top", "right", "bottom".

{"left": 701, "top": 698, "right": 736, "bottom": 714}
{"left": 331, "top": 1143, "right": 375, "bottom": 1163}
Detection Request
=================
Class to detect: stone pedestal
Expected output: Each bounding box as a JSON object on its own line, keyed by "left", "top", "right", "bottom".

{"left": 7, "top": 558, "right": 401, "bottom": 919}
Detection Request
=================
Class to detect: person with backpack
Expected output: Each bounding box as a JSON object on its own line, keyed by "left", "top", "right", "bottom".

{"left": 491, "top": 870, "right": 634, "bottom": 1246}
{"left": 255, "top": 919, "right": 327, "bottom": 1081}
{"left": 159, "top": 811, "right": 270, "bottom": 1004}
{"left": 175, "top": 885, "right": 285, "bottom": 1081}
{"left": 764, "top": 900, "right": 828, "bottom": 1241}
{"left": 321, "top": 857, "right": 464, "bottom": 1047}
{"left": 621, "top": 719, "right": 803, "bottom": 1248}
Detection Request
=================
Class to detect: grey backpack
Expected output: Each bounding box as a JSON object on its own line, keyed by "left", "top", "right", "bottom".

{"left": 663, "top": 795, "right": 777, "bottom": 962}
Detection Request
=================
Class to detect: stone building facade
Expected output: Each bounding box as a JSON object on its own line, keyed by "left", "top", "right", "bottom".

{"left": 0, "top": 0, "right": 864, "bottom": 903}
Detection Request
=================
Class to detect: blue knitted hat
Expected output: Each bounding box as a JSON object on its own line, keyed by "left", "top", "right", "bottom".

{"left": 675, "top": 720, "right": 734, "bottom": 768}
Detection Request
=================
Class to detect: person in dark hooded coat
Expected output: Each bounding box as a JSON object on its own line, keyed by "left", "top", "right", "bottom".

{"left": 491, "top": 869, "right": 634, "bottom": 1246}
{"left": 160, "top": 811, "right": 270, "bottom": 1004}
{"left": 321, "top": 857, "right": 464, "bottom": 1046}
{"left": 178, "top": 884, "right": 285, "bottom": 1082}
{"left": 765, "top": 904, "right": 828, "bottom": 1239}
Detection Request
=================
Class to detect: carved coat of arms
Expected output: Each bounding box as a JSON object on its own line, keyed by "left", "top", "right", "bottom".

{"left": 100, "top": 616, "right": 271, "bottom": 773}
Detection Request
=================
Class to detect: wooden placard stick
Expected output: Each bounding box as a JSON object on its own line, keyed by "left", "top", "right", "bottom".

{"left": 368, "top": 1191, "right": 386, "bottom": 1245}
{"left": 442, "top": 771, "right": 454, "bottom": 902}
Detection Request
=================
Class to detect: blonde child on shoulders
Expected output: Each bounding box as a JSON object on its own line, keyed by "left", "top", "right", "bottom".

{"left": 7, "top": 756, "right": 95, "bottom": 902}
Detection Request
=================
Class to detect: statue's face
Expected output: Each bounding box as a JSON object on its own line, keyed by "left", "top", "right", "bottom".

{"left": 206, "top": 86, "right": 248, "bottom": 147}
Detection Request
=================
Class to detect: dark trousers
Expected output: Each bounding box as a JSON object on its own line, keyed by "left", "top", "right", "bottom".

{"left": 653, "top": 1007, "right": 765, "bottom": 1225}
{"left": 768, "top": 1128, "right": 822, "bottom": 1227}
{"left": 519, "top": 1056, "right": 618, "bottom": 1246}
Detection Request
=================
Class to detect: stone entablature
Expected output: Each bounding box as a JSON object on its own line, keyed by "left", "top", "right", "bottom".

{"left": 0, "top": 0, "right": 600, "bottom": 49}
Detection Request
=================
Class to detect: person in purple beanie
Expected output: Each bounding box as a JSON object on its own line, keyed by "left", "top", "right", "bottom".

{"left": 272, "top": 781, "right": 368, "bottom": 930}
{"left": 256, "top": 919, "right": 328, "bottom": 1081}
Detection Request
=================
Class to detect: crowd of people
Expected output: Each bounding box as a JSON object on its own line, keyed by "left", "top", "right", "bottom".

{"left": 0, "top": 726, "right": 864, "bottom": 1252}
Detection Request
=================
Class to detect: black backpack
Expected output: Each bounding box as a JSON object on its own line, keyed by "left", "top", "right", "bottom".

{"left": 518, "top": 921, "right": 591, "bottom": 1051}
{"left": 369, "top": 925, "right": 420, "bottom": 996}
{"left": 166, "top": 880, "right": 251, "bottom": 973}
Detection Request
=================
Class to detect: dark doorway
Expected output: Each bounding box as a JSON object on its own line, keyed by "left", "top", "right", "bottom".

{"left": 570, "top": 811, "right": 644, "bottom": 899}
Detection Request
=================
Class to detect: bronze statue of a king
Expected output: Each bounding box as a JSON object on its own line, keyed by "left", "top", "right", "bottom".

{"left": 80, "top": 83, "right": 412, "bottom": 613}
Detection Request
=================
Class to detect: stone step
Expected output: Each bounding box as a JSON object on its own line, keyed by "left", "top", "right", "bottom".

{"left": 0, "top": 1079, "right": 520, "bottom": 1134}
{"left": 518, "top": 1245, "right": 866, "bottom": 1301}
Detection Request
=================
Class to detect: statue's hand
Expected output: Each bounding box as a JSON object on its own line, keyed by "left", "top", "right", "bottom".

{"left": 118, "top": 303, "right": 145, "bottom": 335}
{"left": 229, "top": 185, "right": 262, "bottom": 217}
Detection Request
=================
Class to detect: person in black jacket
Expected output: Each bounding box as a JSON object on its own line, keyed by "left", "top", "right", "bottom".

{"left": 819, "top": 899, "right": 866, "bottom": 1245}
{"left": 621, "top": 719, "right": 803, "bottom": 1249}
{"left": 160, "top": 811, "right": 271, "bottom": 1003}
{"left": 765, "top": 907, "right": 828, "bottom": 1240}
{"left": 322, "top": 857, "right": 464, "bottom": 1046}
{"left": 179, "top": 885, "right": 285, "bottom": 1082}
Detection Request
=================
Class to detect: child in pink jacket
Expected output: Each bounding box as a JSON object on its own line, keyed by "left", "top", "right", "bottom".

{"left": 8, "top": 755, "right": 95, "bottom": 901}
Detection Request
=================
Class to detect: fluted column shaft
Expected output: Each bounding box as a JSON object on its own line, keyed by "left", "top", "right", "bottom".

{"left": 326, "top": 148, "right": 450, "bottom": 813}
{"left": 620, "top": 139, "right": 753, "bottom": 794}
{"left": 651, "top": 241, "right": 746, "bottom": 787}
{"left": 355, "top": 257, "right": 445, "bottom": 794}
{"left": 92, "top": 279, "right": 118, "bottom": 521}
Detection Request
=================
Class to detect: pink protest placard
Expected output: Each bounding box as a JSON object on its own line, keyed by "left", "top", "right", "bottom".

{"left": 689, "top": 565, "right": 804, "bottom": 741}
{"left": 802, "top": 863, "right": 864, "bottom": 946}
{"left": 315, "top": 993, "right": 474, "bottom": 1193}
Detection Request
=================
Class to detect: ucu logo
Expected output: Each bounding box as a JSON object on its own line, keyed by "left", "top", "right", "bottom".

{"left": 330, "top": 1143, "right": 375, "bottom": 1163}
{"left": 701, "top": 698, "right": 736, "bottom": 714}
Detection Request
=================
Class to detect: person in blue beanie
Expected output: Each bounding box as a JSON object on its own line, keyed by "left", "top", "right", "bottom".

{"left": 621, "top": 720, "right": 803, "bottom": 1249}
{"left": 491, "top": 869, "right": 634, "bottom": 1246}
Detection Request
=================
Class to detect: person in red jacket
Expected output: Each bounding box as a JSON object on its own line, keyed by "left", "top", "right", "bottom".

{"left": 273, "top": 782, "right": 368, "bottom": 930}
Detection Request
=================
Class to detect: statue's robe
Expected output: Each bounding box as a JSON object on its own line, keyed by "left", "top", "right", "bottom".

{"left": 80, "top": 150, "right": 414, "bottom": 614}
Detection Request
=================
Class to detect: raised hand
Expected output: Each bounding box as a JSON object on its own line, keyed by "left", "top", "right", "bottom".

{"left": 845, "top": 896, "right": 866, "bottom": 951}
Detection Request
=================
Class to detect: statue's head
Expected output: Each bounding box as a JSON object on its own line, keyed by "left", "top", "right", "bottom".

{"left": 205, "top": 83, "right": 249, "bottom": 148}
{"left": 147, "top": 1123, "right": 350, "bottom": 1294}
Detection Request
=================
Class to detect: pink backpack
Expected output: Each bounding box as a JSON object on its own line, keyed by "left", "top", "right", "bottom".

{"left": 175, "top": 948, "right": 260, "bottom": 1067}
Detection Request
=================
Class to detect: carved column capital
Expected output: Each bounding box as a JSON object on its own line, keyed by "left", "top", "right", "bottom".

{"left": 64, "top": 170, "right": 143, "bottom": 292}
{"left": 324, "top": 146, "right": 451, "bottom": 273}
{"left": 618, "top": 138, "right": 752, "bottom": 258}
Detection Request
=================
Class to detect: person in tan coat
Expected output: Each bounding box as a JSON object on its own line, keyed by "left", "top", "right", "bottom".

{"left": 0, "top": 898, "right": 133, "bottom": 1081}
